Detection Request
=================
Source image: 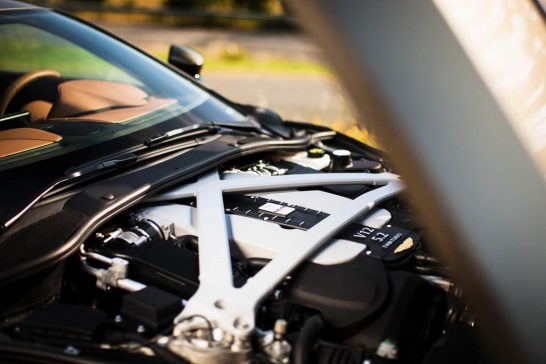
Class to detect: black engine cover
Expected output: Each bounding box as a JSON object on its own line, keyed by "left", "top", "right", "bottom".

{"left": 287, "top": 254, "right": 389, "bottom": 333}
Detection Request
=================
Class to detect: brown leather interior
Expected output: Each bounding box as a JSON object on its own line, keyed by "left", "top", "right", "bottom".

{"left": 22, "top": 100, "right": 53, "bottom": 123}
{"left": 49, "top": 97, "right": 177, "bottom": 124}
{"left": 0, "top": 78, "right": 176, "bottom": 125}
{"left": 0, "top": 70, "right": 61, "bottom": 116}
{"left": 49, "top": 80, "right": 149, "bottom": 119}
{"left": 0, "top": 128, "right": 62, "bottom": 158}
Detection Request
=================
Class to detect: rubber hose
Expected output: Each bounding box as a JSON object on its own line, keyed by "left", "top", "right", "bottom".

{"left": 293, "top": 315, "right": 324, "bottom": 364}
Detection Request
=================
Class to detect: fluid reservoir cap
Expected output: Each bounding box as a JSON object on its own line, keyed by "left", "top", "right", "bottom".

{"left": 307, "top": 147, "right": 325, "bottom": 159}
{"left": 332, "top": 149, "right": 353, "bottom": 169}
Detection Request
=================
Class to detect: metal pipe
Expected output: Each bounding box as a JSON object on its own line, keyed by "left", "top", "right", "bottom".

{"left": 117, "top": 278, "right": 146, "bottom": 292}
{"left": 80, "top": 248, "right": 146, "bottom": 292}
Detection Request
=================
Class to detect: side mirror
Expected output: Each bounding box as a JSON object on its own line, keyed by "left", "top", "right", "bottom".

{"left": 168, "top": 45, "right": 204, "bottom": 79}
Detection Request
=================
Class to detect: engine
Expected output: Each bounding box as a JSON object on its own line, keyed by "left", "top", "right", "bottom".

{"left": 2, "top": 142, "right": 477, "bottom": 364}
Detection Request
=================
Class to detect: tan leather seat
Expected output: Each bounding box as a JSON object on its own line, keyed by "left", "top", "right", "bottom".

{"left": 48, "top": 79, "right": 148, "bottom": 118}
{"left": 22, "top": 100, "right": 53, "bottom": 123}
{"left": 47, "top": 80, "right": 176, "bottom": 124}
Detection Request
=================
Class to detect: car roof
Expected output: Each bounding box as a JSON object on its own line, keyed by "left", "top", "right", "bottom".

{"left": 0, "top": 0, "right": 38, "bottom": 11}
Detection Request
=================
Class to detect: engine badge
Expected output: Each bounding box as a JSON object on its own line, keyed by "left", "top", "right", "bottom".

{"left": 258, "top": 202, "right": 295, "bottom": 216}
{"left": 224, "top": 194, "right": 329, "bottom": 230}
{"left": 337, "top": 223, "right": 418, "bottom": 262}
{"left": 394, "top": 238, "right": 414, "bottom": 254}
{"left": 223, "top": 194, "right": 416, "bottom": 262}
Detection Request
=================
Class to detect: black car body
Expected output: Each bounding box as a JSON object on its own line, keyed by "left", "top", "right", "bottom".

{"left": 0, "top": 1, "right": 514, "bottom": 363}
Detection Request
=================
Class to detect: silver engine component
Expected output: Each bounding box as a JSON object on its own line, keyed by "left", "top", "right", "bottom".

{"left": 98, "top": 219, "right": 166, "bottom": 247}
{"left": 141, "top": 155, "right": 390, "bottom": 266}
{"left": 111, "top": 154, "right": 403, "bottom": 364}
{"left": 258, "top": 319, "right": 291, "bottom": 364}
{"left": 80, "top": 252, "right": 146, "bottom": 292}
{"left": 223, "top": 159, "right": 288, "bottom": 177}
{"left": 278, "top": 151, "right": 331, "bottom": 170}
{"left": 168, "top": 319, "right": 252, "bottom": 364}
{"left": 222, "top": 151, "right": 332, "bottom": 178}
{"left": 136, "top": 189, "right": 391, "bottom": 266}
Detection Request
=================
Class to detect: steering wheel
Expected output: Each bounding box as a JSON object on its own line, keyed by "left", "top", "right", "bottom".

{"left": 0, "top": 69, "right": 62, "bottom": 116}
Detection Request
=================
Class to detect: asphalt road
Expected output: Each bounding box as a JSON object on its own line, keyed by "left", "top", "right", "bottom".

{"left": 99, "top": 23, "right": 355, "bottom": 125}
{"left": 203, "top": 73, "right": 352, "bottom": 123}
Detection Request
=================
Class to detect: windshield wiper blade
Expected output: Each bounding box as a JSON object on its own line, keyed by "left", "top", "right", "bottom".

{"left": 1, "top": 124, "right": 223, "bottom": 231}
{"left": 144, "top": 122, "right": 217, "bottom": 147}
{"left": 2, "top": 125, "right": 222, "bottom": 232}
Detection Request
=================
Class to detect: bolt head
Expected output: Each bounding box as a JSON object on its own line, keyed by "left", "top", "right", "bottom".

{"left": 64, "top": 345, "right": 80, "bottom": 355}
{"left": 101, "top": 193, "right": 115, "bottom": 201}
{"left": 274, "top": 319, "right": 288, "bottom": 335}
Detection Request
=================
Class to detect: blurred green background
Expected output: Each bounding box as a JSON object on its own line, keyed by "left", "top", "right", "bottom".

{"left": 26, "top": 0, "right": 378, "bottom": 145}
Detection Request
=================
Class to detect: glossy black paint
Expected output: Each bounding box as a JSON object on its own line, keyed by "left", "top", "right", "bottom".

{"left": 0, "top": 98, "right": 250, "bottom": 230}
{"left": 168, "top": 44, "right": 204, "bottom": 78}
{"left": 0, "top": 138, "right": 241, "bottom": 284}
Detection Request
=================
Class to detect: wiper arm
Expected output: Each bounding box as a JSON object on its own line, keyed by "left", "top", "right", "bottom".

{"left": 144, "top": 122, "right": 217, "bottom": 147}
{"left": 1, "top": 124, "right": 219, "bottom": 231}
{"left": 65, "top": 153, "right": 138, "bottom": 178}
{"left": 1, "top": 153, "right": 139, "bottom": 230}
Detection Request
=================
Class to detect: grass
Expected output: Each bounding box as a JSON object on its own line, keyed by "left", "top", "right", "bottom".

{"left": 145, "top": 48, "right": 383, "bottom": 146}
{"left": 148, "top": 47, "right": 331, "bottom": 76}
{"left": 197, "top": 57, "right": 330, "bottom": 75}
{"left": 0, "top": 22, "right": 330, "bottom": 77}
{"left": 0, "top": 28, "right": 379, "bottom": 146}
{"left": 0, "top": 43, "right": 330, "bottom": 80}
{"left": 0, "top": 25, "right": 136, "bottom": 82}
{"left": 0, "top": 48, "right": 133, "bottom": 81}
{"left": 324, "top": 119, "right": 383, "bottom": 150}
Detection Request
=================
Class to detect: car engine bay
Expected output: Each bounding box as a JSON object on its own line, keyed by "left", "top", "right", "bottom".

{"left": 0, "top": 128, "right": 481, "bottom": 364}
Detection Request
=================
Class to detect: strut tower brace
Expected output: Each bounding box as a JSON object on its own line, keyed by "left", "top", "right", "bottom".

{"left": 149, "top": 170, "right": 404, "bottom": 338}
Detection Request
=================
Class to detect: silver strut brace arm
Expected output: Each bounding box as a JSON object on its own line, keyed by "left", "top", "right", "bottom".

{"left": 150, "top": 170, "right": 404, "bottom": 338}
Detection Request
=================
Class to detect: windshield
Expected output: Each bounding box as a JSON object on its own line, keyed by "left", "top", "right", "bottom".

{"left": 0, "top": 9, "right": 246, "bottom": 169}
